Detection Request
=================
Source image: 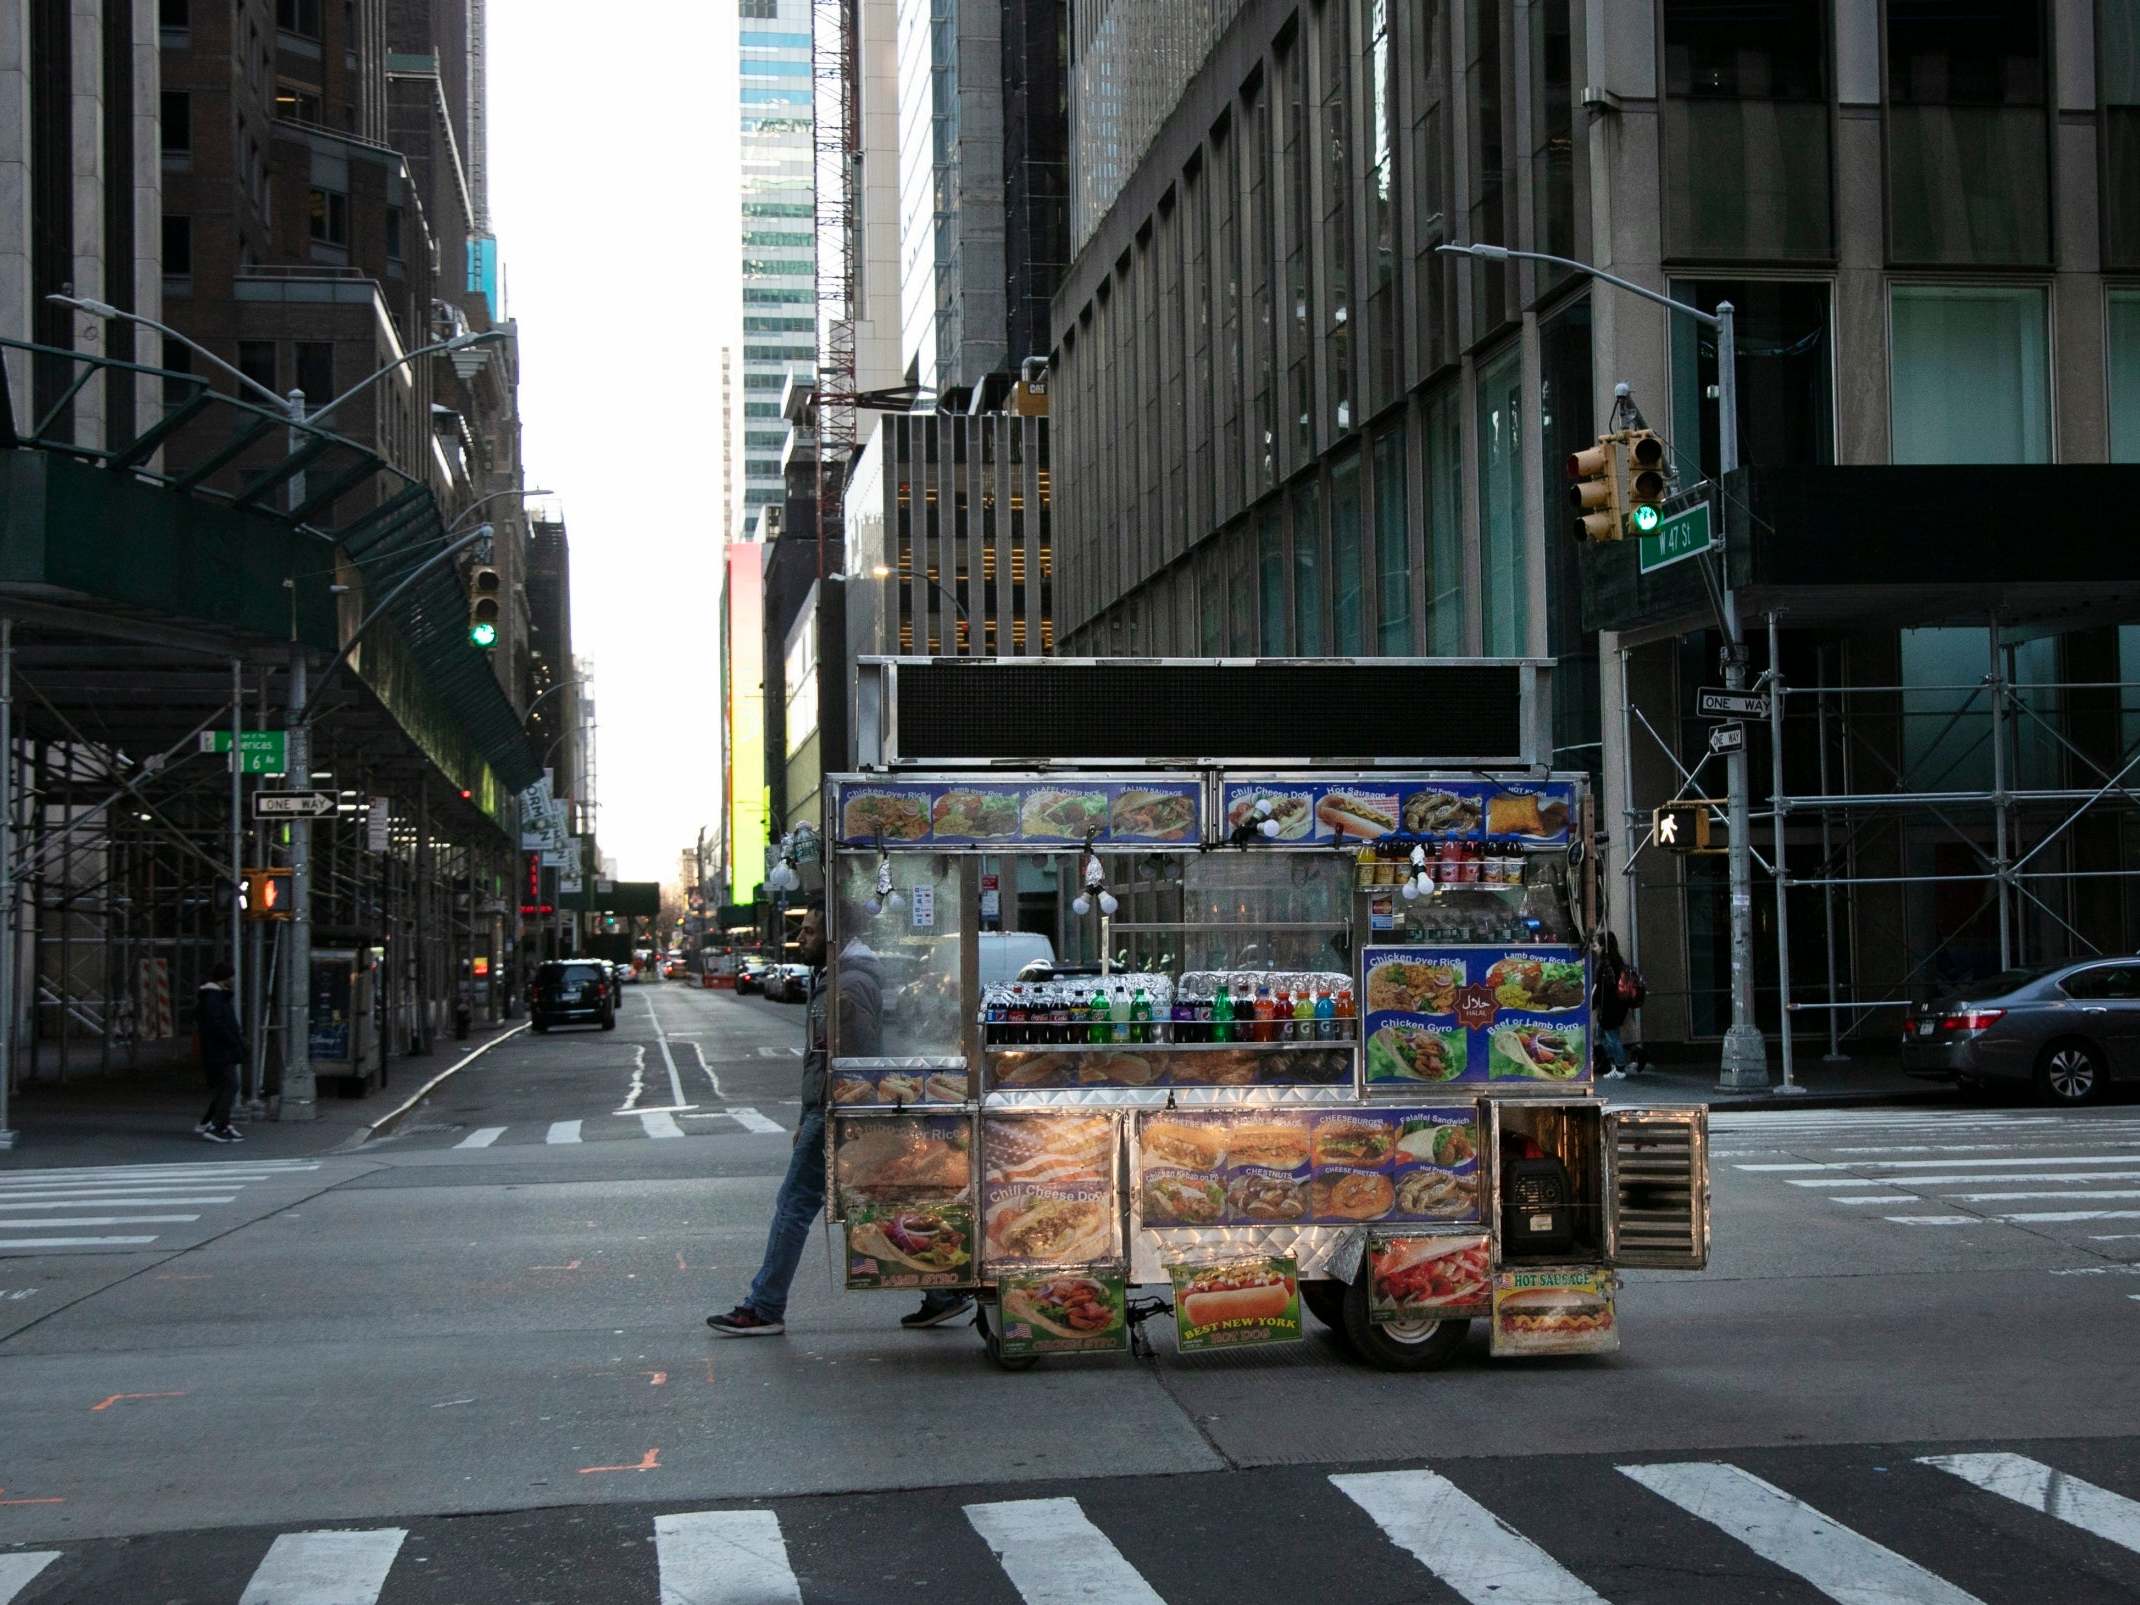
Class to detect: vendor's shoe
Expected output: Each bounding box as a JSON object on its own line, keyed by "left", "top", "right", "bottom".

{"left": 706, "top": 1305, "right": 784, "bottom": 1337}
{"left": 900, "top": 1295, "right": 974, "bottom": 1330}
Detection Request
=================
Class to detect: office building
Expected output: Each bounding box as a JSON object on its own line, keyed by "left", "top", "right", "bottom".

{"left": 1047, "top": 1, "right": 2140, "bottom": 1055}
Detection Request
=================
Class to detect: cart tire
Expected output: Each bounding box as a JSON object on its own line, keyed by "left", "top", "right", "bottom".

{"left": 1340, "top": 1274, "right": 1470, "bottom": 1372}
{"left": 1300, "top": 1279, "right": 1348, "bottom": 1332}
{"left": 983, "top": 1318, "right": 1038, "bottom": 1372}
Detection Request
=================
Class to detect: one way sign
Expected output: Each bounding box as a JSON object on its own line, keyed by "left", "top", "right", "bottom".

{"left": 252, "top": 790, "right": 337, "bottom": 820}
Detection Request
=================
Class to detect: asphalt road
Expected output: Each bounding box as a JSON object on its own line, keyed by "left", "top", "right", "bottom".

{"left": 1, "top": 983, "right": 2136, "bottom": 1602}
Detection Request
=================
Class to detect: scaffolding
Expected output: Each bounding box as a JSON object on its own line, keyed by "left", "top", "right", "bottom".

{"left": 1616, "top": 611, "right": 2140, "bottom": 1082}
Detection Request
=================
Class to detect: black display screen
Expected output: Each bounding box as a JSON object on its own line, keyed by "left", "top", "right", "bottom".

{"left": 890, "top": 661, "right": 1529, "bottom": 764}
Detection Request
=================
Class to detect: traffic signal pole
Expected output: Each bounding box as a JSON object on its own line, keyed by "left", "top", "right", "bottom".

{"left": 283, "top": 644, "right": 316, "bottom": 1119}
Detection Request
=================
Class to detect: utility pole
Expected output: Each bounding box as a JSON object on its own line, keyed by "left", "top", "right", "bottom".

{"left": 282, "top": 644, "right": 316, "bottom": 1119}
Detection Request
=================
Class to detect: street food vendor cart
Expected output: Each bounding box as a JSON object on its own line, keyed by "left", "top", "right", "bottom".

{"left": 822, "top": 658, "right": 1709, "bottom": 1371}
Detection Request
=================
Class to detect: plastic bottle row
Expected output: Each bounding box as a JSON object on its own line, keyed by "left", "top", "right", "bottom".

{"left": 1174, "top": 970, "right": 1355, "bottom": 1044}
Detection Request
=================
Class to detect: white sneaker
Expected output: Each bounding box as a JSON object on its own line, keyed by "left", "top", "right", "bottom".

{"left": 199, "top": 1127, "right": 233, "bottom": 1143}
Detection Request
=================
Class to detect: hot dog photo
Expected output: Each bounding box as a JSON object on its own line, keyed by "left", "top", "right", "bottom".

{"left": 1491, "top": 1270, "right": 1620, "bottom": 1356}
{"left": 1168, "top": 1256, "right": 1301, "bottom": 1352}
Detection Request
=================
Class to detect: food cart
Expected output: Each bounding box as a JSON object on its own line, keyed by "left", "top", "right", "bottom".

{"left": 822, "top": 658, "right": 1709, "bottom": 1372}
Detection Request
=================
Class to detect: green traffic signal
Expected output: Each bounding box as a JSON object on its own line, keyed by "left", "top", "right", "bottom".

{"left": 469, "top": 620, "right": 498, "bottom": 647}
{"left": 1629, "top": 504, "right": 1662, "bottom": 534}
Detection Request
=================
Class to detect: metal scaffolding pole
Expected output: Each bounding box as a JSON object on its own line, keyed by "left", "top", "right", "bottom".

{"left": 1989, "top": 620, "right": 2012, "bottom": 970}
{"left": 1815, "top": 650, "right": 1847, "bottom": 1061}
{"left": 1767, "top": 613, "right": 1802, "bottom": 1094}
{"left": 0, "top": 619, "right": 15, "bottom": 1149}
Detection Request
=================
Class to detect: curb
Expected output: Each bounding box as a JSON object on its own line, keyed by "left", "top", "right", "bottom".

{"left": 353, "top": 1023, "right": 531, "bottom": 1145}
{"left": 1606, "top": 1089, "right": 1958, "bottom": 1113}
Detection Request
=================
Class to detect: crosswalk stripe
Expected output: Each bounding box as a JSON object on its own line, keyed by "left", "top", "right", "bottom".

{"left": 0, "top": 1552, "right": 59, "bottom": 1603}
{"left": 964, "top": 1497, "right": 1167, "bottom": 1605}
{"left": 0, "top": 1235, "right": 159, "bottom": 1248}
{"left": 641, "top": 1112, "right": 686, "bottom": 1139}
{"left": 1618, "top": 1461, "right": 1986, "bottom": 1605}
{"left": 1743, "top": 1155, "right": 2140, "bottom": 1172}
{"left": 0, "top": 1196, "right": 236, "bottom": 1208}
{"left": 0, "top": 1214, "right": 201, "bottom": 1227}
{"left": 0, "top": 1181, "right": 256, "bottom": 1196}
{"left": 546, "top": 1121, "right": 582, "bottom": 1145}
{"left": 0, "top": 1162, "right": 316, "bottom": 1180}
{"left": 238, "top": 1527, "right": 407, "bottom": 1605}
{"left": 1932, "top": 1188, "right": 2140, "bottom": 1203}
{"left": 1919, "top": 1453, "right": 2140, "bottom": 1555}
{"left": 1793, "top": 1171, "right": 2140, "bottom": 1187}
{"left": 455, "top": 1127, "right": 505, "bottom": 1149}
{"left": 653, "top": 1509, "right": 803, "bottom": 1605}
{"left": 729, "top": 1108, "right": 783, "bottom": 1135}
{"left": 1331, "top": 1468, "right": 1607, "bottom": 1605}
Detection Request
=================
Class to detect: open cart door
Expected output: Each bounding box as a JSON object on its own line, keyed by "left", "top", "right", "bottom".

{"left": 1603, "top": 1107, "right": 1710, "bottom": 1270}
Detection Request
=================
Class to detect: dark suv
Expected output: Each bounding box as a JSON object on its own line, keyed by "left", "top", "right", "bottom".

{"left": 530, "top": 960, "right": 617, "bottom": 1033}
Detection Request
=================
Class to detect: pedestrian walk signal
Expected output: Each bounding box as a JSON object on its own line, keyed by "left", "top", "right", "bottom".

{"left": 1652, "top": 801, "right": 1714, "bottom": 855}
{"left": 468, "top": 565, "right": 501, "bottom": 648}
{"left": 240, "top": 867, "right": 293, "bottom": 920}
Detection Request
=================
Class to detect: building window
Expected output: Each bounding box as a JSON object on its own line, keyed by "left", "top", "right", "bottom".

{"left": 1228, "top": 521, "right": 1255, "bottom": 654}
{"left": 1330, "top": 452, "right": 1363, "bottom": 655}
{"left": 1292, "top": 476, "right": 1324, "bottom": 654}
{"left": 1662, "top": 0, "right": 1831, "bottom": 260}
{"left": 385, "top": 206, "right": 403, "bottom": 261}
{"left": 2112, "top": 291, "right": 2140, "bottom": 464}
{"left": 1373, "top": 428, "right": 1409, "bottom": 651}
{"left": 275, "top": 81, "right": 324, "bottom": 123}
{"left": 161, "top": 341, "right": 195, "bottom": 404}
{"left": 1886, "top": 0, "right": 2048, "bottom": 265}
{"left": 307, "top": 187, "right": 348, "bottom": 246}
{"left": 1242, "top": 90, "right": 1274, "bottom": 495}
{"left": 1464, "top": 0, "right": 1511, "bottom": 335}
{"left": 2105, "top": 9, "right": 2140, "bottom": 269}
{"left": 1199, "top": 544, "right": 1226, "bottom": 655}
{"left": 1476, "top": 343, "right": 1526, "bottom": 656}
{"left": 1669, "top": 280, "right": 1834, "bottom": 479}
{"left": 1363, "top": 0, "right": 1399, "bottom": 412}
{"left": 1527, "top": 0, "right": 1575, "bottom": 279}
{"left": 161, "top": 91, "right": 190, "bottom": 154}
{"left": 1258, "top": 503, "right": 1287, "bottom": 652}
{"left": 1320, "top": 0, "right": 1354, "bottom": 439}
{"left": 161, "top": 214, "right": 192, "bottom": 276}
{"left": 739, "top": 0, "right": 778, "bottom": 17}
{"left": 1889, "top": 285, "right": 2049, "bottom": 463}
{"left": 294, "top": 342, "right": 333, "bottom": 407}
{"left": 1422, "top": 385, "right": 1463, "bottom": 651}
{"left": 238, "top": 341, "right": 278, "bottom": 397}
{"left": 276, "top": 0, "right": 321, "bottom": 39}
{"left": 159, "top": 0, "right": 187, "bottom": 27}
{"left": 1409, "top": 0, "right": 1453, "bottom": 383}
{"left": 1278, "top": 40, "right": 1313, "bottom": 470}
{"left": 1537, "top": 298, "right": 1597, "bottom": 763}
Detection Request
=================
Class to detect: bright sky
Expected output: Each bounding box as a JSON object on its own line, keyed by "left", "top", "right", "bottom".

{"left": 489, "top": 9, "right": 739, "bottom": 884}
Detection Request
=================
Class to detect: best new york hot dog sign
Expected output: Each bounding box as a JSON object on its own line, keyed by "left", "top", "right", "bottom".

{"left": 1168, "top": 1256, "right": 1302, "bottom": 1352}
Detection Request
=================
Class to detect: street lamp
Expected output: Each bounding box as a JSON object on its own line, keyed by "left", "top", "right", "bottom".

{"left": 869, "top": 563, "right": 968, "bottom": 650}
{"left": 1436, "top": 241, "right": 1777, "bottom": 1095}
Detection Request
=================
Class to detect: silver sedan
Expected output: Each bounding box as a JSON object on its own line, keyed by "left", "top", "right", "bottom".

{"left": 1901, "top": 958, "right": 2140, "bottom": 1105}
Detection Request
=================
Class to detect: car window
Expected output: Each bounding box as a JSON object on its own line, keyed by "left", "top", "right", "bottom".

{"left": 558, "top": 963, "right": 604, "bottom": 984}
{"left": 2062, "top": 965, "right": 2140, "bottom": 1001}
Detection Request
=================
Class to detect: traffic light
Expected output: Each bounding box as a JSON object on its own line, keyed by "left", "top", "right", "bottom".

{"left": 468, "top": 565, "right": 501, "bottom": 648}
{"left": 1567, "top": 433, "right": 1626, "bottom": 543}
{"left": 241, "top": 867, "right": 293, "bottom": 920}
{"left": 1652, "top": 801, "right": 1713, "bottom": 855}
{"left": 1623, "top": 430, "right": 1667, "bottom": 535}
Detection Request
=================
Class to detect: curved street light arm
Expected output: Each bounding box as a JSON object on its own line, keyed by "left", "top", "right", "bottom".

{"left": 523, "top": 676, "right": 590, "bottom": 726}
{"left": 45, "top": 292, "right": 286, "bottom": 410}
{"left": 297, "top": 524, "right": 493, "bottom": 726}
{"left": 303, "top": 329, "right": 511, "bottom": 428}
{"left": 1434, "top": 243, "right": 1718, "bottom": 329}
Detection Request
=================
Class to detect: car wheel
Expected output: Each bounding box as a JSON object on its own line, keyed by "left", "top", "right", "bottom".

{"left": 2037, "top": 1039, "right": 2106, "bottom": 1106}
{"left": 532, "top": 1016, "right": 550, "bottom": 1034}
{"left": 601, "top": 1010, "right": 616, "bottom": 1031}
{"left": 1339, "top": 1273, "right": 1470, "bottom": 1372}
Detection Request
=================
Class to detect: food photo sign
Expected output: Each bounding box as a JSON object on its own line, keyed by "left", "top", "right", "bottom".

{"left": 835, "top": 778, "right": 1202, "bottom": 846}
{"left": 1364, "top": 1233, "right": 1492, "bottom": 1323}
{"left": 1220, "top": 780, "right": 1574, "bottom": 846}
{"left": 979, "top": 1112, "right": 1121, "bottom": 1271}
{"left": 1490, "top": 1267, "right": 1620, "bottom": 1357}
{"left": 995, "top": 1268, "right": 1130, "bottom": 1358}
{"left": 845, "top": 1202, "right": 975, "bottom": 1290}
{"left": 1134, "top": 1106, "right": 1482, "bottom": 1229}
{"left": 1362, "top": 946, "right": 1592, "bottom": 1088}
{"left": 1168, "top": 1256, "right": 1302, "bottom": 1352}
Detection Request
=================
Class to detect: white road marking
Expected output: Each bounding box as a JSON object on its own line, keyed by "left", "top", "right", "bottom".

{"left": 964, "top": 1497, "right": 1166, "bottom": 1605}
{"left": 0, "top": 1195, "right": 236, "bottom": 1208}
{"left": 1833, "top": 1196, "right": 1921, "bottom": 1205}
{"left": 0, "top": 1553, "right": 60, "bottom": 1602}
{"left": 1331, "top": 1468, "right": 1607, "bottom": 1605}
{"left": 0, "top": 1214, "right": 201, "bottom": 1228}
{"left": 688, "top": 1040, "right": 722, "bottom": 1098}
{"left": 238, "top": 1527, "right": 407, "bottom": 1605}
{"left": 0, "top": 1235, "right": 159, "bottom": 1249}
{"left": 641, "top": 1112, "right": 686, "bottom": 1139}
{"left": 1932, "top": 1189, "right": 2140, "bottom": 1204}
{"left": 0, "top": 1164, "right": 315, "bottom": 1184}
{"left": 755, "top": 1045, "right": 790, "bottom": 1059}
{"left": 0, "top": 1181, "right": 254, "bottom": 1197}
{"left": 1883, "top": 1216, "right": 1981, "bottom": 1226}
{"left": 620, "top": 1052, "right": 647, "bottom": 1112}
{"left": 1794, "top": 1170, "right": 2140, "bottom": 1188}
{"left": 1969, "top": 1209, "right": 2140, "bottom": 1224}
{"left": 1619, "top": 1461, "right": 1984, "bottom": 1605}
{"left": 653, "top": 1508, "right": 803, "bottom": 1605}
{"left": 1919, "top": 1453, "right": 2140, "bottom": 1556}
{"left": 455, "top": 1127, "right": 506, "bottom": 1149}
{"left": 1743, "top": 1155, "right": 2140, "bottom": 1172}
{"left": 729, "top": 1107, "right": 784, "bottom": 1135}
{"left": 546, "top": 1121, "right": 583, "bottom": 1145}
{"left": 645, "top": 998, "right": 687, "bottom": 1106}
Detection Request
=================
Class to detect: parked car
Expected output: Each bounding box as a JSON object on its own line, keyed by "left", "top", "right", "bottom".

{"left": 529, "top": 959, "right": 617, "bottom": 1033}
{"left": 762, "top": 963, "right": 813, "bottom": 1004}
{"left": 1902, "top": 957, "right": 2140, "bottom": 1104}
{"left": 735, "top": 956, "right": 772, "bottom": 994}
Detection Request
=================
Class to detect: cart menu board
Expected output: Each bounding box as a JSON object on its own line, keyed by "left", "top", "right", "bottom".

{"left": 1220, "top": 780, "right": 1574, "bottom": 845}
{"left": 831, "top": 1065, "right": 971, "bottom": 1106}
{"left": 1170, "top": 1256, "right": 1302, "bottom": 1351}
{"left": 831, "top": 1113, "right": 974, "bottom": 1219}
{"left": 835, "top": 778, "right": 1201, "bottom": 846}
{"left": 845, "top": 1202, "right": 976, "bottom": 1289}
{"left": 1490, "top": 1267, "right": 1619, "bottom": 1357}
{"left": 1362, "top": 946, "right": 1591, "bottom": 1087}
{"left": 979, "top": 1112, "right": 1121, "bottom": 1270}
{"left": 1135, "top": 1105, "right": 1482, "bottom": 1228}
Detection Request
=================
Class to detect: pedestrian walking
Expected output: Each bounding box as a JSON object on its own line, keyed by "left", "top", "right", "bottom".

{"left": 1592, "top": 930, "right": 1647, "bottom": 1079}
{"left": 708, "top": 903, "right": 971, "bottom": 1337}
{"left": 194, "top": 961, "right": 247, "bottom": 1143}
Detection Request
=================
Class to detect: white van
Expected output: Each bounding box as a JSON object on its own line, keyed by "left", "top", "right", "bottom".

{"left": 981, "top": 931, "right": 1057, "bottom": 988}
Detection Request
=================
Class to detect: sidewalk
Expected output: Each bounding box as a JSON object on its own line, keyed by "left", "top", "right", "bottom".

{"left": 1598, "top": 1050, "right": 1950, "bottom": 1111}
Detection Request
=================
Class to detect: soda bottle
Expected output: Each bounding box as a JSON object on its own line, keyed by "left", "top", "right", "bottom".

{"left": 1131, "top": 985, "right": 1153, "bottom": 1044}
{"left": 1292, "top": 987, "right": 1315, "bottom": 1042}
{"left": 1313, "top": 985, "right": 1336, "bottom": 1041}
{"left": 1335, "top": 985, "right": 1355, "bottom": 1037}
{"left": 1252, "top": 985, "right": 1277, "bottom": 1042}
{"left": 1110, "top": 984, "right": 1132, "bottom": 1044}
{"left": 1212, "top": 980, "right": 1235, "bottom": 1043}
{"left": 1193, "top": 980, "right": 1214, "bottom": 1043}
{"left": 1005, "top": 985, "right": 1028, "bottom": 1045}
{"left": 1080, "top": 987, "right": 1102, "bottom": 1044}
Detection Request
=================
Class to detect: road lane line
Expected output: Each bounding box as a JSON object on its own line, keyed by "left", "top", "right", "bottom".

{"left": 1832, "top": 1196, "right": 1921, "bottom": 1205}
{"left": 1794, "top": 1170, "right": 2140, "bottom": 1187}
{"left": 0, "top": 1553, "right": 59, "bottom": 1602}
{"left": 1976, "top": 1209, "right": 2140, "bottom": 1224}
{"left": 1330, "top": 1468, "right": 1606, "bottom": 1604}
{"left": 729, "top": 1108, "right": 783, "bottom": 1135}
{"left": 0, "top": 1214, "right": 200, "bottom": 1227}
{"left": 645, "top": 997, "right": 687, "bottom": 1106}
{"left": 455, "top": 1127, "right": 505, "bottom": 1149}
{"left": 964, "top": 1497, "right": 1166, "bottom": 1605}
{"left": 238, "top": 1528, "right": 407, "bottom": 1605}
{"left": 689, "top": 1040, "right": 722, "bottom": 1099}
{"left": 1619, "top": 1461, "right": 1984, "bottom": 1605}
{"left": 1882, "top": 1216, "right": 1979, "bottom": 1226}
{"left": 1743, "top": 1155, "right": 2140, "bottom": 1172}
{"left": 0, "top": 1196, "right": 236, "bottom": 1207}
{"left": 546, "top": 1121, "right": 583, "bottom": 1145}
{"left": 641, "top": 1112, "right": 686, "bottom": 1139}
{"left": 1934, "top": 1188, "right": 2140, "bottom": 1204}
{"left": 0, "top": 1235, "right": 160, "bottom": 1249}
{"left": 1919, "top": 1453, "right": 2140, "bottom": 1556}
{"left": 654, "top": 1509, "right": 803, "bottom": 1605}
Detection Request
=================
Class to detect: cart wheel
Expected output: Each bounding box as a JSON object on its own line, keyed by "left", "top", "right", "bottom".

{"left": 1300, "top": 1279, "right": 1348, "bottom": 1332}
{"left": 1340, "top": 1274, "right": 1469, "bottom": 1372}
{"left": 980, "top": 1304, "right": 1038, "bottom": 1372}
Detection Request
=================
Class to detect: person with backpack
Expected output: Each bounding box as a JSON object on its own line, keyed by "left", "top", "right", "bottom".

{"left": 1592, "top": 930, "right": 1647, "bottom": 1077}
